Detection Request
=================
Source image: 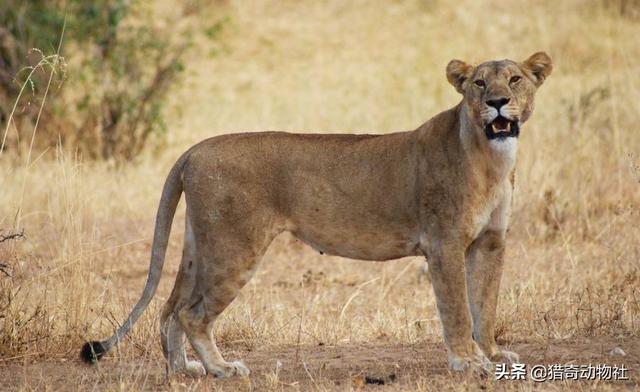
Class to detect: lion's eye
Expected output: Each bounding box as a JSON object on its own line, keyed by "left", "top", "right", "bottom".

{"left": 510, "top": 75, "right": 522, "bottom": 84}
{"left": 474, "top": 80, "right": 485, "bottom": 88}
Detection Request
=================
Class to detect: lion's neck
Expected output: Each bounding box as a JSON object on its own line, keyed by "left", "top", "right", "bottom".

{"left": 458, "top": 105, "right": 517, "bottom": 184}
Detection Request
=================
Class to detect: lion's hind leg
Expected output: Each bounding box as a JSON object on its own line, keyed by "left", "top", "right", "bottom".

{"left": 161, "top": 308, "right": 206, "bottom": 377}
{"left": 177, "top": 220, "right": 270, "bottom": 378}
{"left": 160, "top": 215, "right": 206, "bottom": 377}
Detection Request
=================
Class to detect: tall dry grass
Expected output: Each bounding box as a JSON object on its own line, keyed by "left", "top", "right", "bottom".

{"left": 0, "top": 0, "right": 639, "bottom": 389}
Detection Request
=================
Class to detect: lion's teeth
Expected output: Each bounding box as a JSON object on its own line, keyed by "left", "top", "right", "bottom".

{"left": 507, "top": 122, "right": 511, "bottom": 132}
{"left": 491, "top": 123, "right": 506, "bottom": 133}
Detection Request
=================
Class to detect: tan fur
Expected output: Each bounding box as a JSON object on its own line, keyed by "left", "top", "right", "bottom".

{"left": 86, "top": 53, "right": 552, "bottom": 378}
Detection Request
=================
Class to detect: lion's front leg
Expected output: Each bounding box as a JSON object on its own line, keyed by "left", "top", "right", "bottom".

{"left": 465, "top": 229, "right": 519, "bottom": 364}
{"left": 425, "top": 242, "right": 491, "bottom": 372}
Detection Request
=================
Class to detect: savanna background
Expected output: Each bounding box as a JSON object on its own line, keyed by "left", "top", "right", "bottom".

{"left": 0, "top": 0, "right": 639, "bottom": 390}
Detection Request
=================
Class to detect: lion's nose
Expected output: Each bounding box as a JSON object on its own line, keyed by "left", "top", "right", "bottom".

{"left": 485, "top": 97, "right": 510, "bottom": 109}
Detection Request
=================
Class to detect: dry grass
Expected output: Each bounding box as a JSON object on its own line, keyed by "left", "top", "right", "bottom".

{"left": 0, "top": 0, "right": 639, "bottom": 390}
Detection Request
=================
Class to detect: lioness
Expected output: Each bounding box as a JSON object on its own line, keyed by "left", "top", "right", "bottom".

{"left": 81, "top": 52, "right": 552, "bottom": 377}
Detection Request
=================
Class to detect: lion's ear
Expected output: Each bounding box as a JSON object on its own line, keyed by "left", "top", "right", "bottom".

{"left": 446, "top": 60, "right": 474, "bottom": 94}
{"left": 521, "top": 52, "right": 553, "bottom": 87}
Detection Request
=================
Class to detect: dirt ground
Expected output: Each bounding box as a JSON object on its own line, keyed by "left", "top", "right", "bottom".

{"left": 1, "top": 337, "right": 637, "bottom": 391}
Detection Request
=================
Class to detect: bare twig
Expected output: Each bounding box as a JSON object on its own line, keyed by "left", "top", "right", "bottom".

{"left": 0, "top": 229, "right": 25, "bottom": 277}
{"left": 0, "top": 228, "right": 25, "bottom": 243}
{"left": 0, "top": 263, "right": 11, "bottom": 277}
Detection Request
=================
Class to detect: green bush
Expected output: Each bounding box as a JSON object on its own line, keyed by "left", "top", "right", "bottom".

{"left": 0, "top": 0, "right": 219, "bottom": 161}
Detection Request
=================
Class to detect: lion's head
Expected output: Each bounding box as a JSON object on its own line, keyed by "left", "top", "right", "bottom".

{"left": 446, "top": 52, "right": 553, "bottom": 141}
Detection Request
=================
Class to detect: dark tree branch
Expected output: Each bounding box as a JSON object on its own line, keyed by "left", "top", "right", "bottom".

{"left": 0, "top": 229, "right": 25, "bottom": 243}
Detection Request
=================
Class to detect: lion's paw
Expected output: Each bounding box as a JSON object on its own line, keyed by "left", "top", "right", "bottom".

{"left": 230, "top": 360, "right": 250, "bottom": 377}
{"left": 184, "top": 360, "right": 207, "bottom": 377}
{"left": 210, "top": 360, "right": 250, "bottom": 378}
{"left": 491, "top": 349, "right": 520, "bottom": 365}
{"left": 449, "top": 353, "right": 492, "bottom": 374}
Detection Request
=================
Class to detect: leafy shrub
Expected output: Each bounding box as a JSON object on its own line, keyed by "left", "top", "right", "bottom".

{"left": 0, "top": 0, "right": 219, "bottom": 161}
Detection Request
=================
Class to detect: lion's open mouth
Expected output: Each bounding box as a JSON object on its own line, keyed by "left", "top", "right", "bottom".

{"left": 485, "top": 116, "right": 520, "bottom": 140}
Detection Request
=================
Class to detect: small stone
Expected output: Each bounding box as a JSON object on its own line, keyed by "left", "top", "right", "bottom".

{"left": 609, "top": 347, "right": 626, "bottom": 356}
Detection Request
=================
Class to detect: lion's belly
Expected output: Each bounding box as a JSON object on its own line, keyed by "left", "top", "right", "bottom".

{"left": 290, "top": 225, "right": 420, "bottom": 261}
{"left": 283, "top": 175, "right": 421, "bottom": 260}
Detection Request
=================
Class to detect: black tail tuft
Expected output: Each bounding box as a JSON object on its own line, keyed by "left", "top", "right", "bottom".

{"left": 81, "top": 341, "right": 106, "bottom": 364}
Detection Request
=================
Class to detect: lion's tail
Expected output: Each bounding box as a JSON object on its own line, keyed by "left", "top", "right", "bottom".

{"left": 80, "top": 153, "right": 189, "bottom": 363}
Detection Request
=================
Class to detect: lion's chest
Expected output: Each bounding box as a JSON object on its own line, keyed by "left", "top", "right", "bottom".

{"left": 471, "top": 198, "right": 498, "bottom": 240}
{"left": 470, "top": 180, "right": 512, "bottom": 240}
{"left": 488, "top": 138, "right": 518, "bottom": 180}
